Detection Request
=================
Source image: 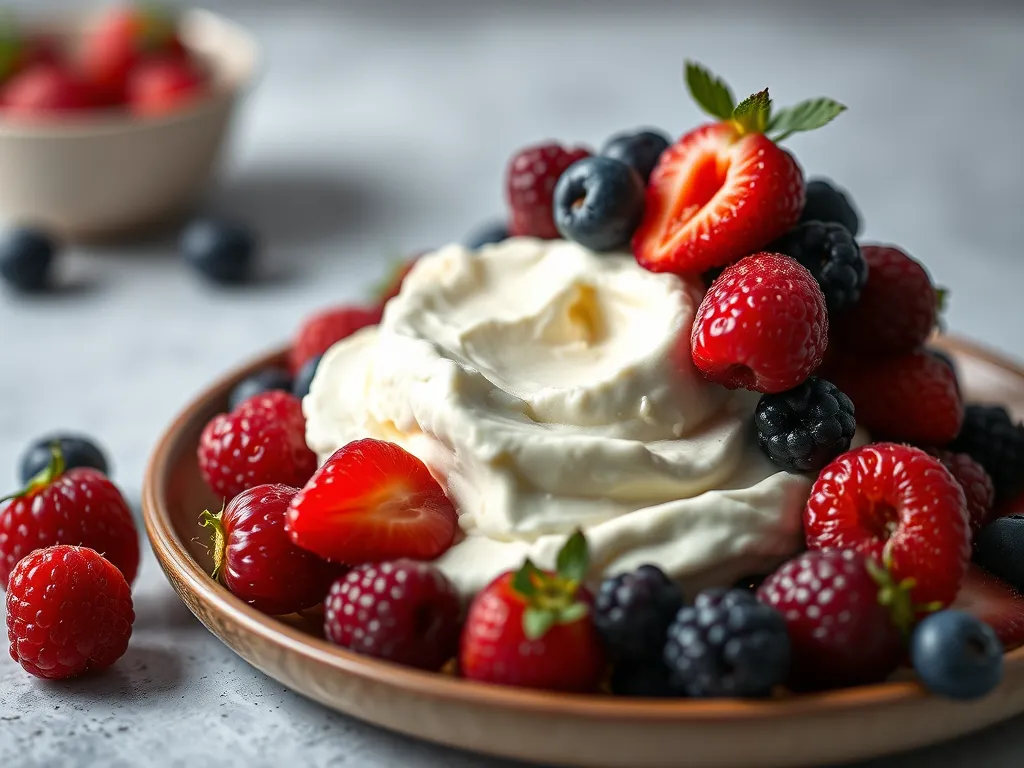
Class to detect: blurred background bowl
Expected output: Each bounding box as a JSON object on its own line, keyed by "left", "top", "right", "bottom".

{"left": 0, "top": 9, "right": 258, "bottom": 241}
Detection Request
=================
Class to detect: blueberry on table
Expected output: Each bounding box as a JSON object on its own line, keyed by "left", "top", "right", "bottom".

{"left": 0, "top": 227, "right": 57, "bottom": 293}
{"left": 180, "top": 218, "right": 257, "bottom": 285}
{"left": 228, "top": 367, "right": 293, "bottom": 412}
{"left": 464, "top": 220, "right": 509, "bottom": 249}
{"left": 19, "top": 433, "right": 109, "bottom": 484}
{"left": 594, "top": 564, "right": 683, "bottom": 662}
{"left": 553, "top": 156, "right": 645, "bottom": 251}
{"left": 973, "top": 516, "right": 1024, "bottom": 592}
{"left": 292, "top": 354, "right": 324, "bottom": 400}
{"left": 799, "top": 178, "right": 861, "bottom": 236}
{"left": 600, "top": 129, "right": 670, "bottom": 184}
{"left": 911, "top": 610, "right": 1003, "bottom": 700}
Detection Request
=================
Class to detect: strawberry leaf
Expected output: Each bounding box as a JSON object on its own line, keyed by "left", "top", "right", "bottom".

{"left": 512, "top": 559, "right": 542, "bottom": 598}
{"left": 0, "top": 14, "right": 21, "bottom": 82}
{"left": 733, "top": 89, "right": 771, "bottom": 135}
{"left": 557, "top": 602, "right": 590, "bottom": 626}
{"left": 768, "top": 97, "right": 847, "bottom": 142}
{"left": 685, "top": 61, "right": 735, "bottom": 121}
{"left": 523, "top": 607, "right": 556, "bottom": 640}
{"left": 556, "top": 530, "right": 589, "bottom": 583}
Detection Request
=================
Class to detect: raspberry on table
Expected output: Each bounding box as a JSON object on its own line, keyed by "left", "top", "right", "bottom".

{"left": 594, "top": 565, "right": 683, "bottom": 662}
{"left": 324, "top": 560, "right": 462, "bottom": 671}
{"left": 506, "top": 142, "right": 592, "bottom": 239}
{"left": 769, "top": 221, "right": 867, "bottom": 313}
{"left": 798, "top": 178, "right": 861, "bottom": 236}
{"left": 663, "top": 588, "right": 789, "bottom": 698}
{"left": 950, "top": 404, "right": 1024, "bottom": 502}
{"left": 754, "top": 376, "right": 856, "bottom": 472}
{"left": 7, "top": 545, "right": 134, "bottom": 680}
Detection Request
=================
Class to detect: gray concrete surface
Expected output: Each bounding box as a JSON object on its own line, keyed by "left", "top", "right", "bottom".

{"left": 2, "top": 1, "right": 1023, "bottom": 766}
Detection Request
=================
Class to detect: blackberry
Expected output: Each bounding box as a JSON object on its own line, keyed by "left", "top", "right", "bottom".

{"left": 770, "top": 221, "right": 866, "bottom": 312}
{"left": 973, "top": 515, "right": 1024, "bottom": 592}
{"left": 950, "top": 405, "right": 1024, "bottom": 501}
{"left": 754, "top": 377, "right": 856, "bottom": 472}
{"left": 663, "top": 588, "right": 789, "bottom": 698}
{"left": 799, "top": 178, "right": 861, "bottom": 236}
{"left": 594, "top": 565, "right": 683, "bottom": 662}
{"left": 609, "top": 659, "right": 678, "bottom": 698}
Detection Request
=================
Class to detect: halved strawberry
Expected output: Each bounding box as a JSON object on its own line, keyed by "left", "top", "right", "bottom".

{"left": 951, "top": 565, "right": 1024, "bottom": 650}
{"left": 633, "top": 63, "right": 846, "bottom": 275}
{"left": 285, "top": 439, "right": 458, "bottom": 564}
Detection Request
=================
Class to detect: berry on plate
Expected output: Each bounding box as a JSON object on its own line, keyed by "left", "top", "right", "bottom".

{"left": 0, "top": 62, "right": 93, "bottom": 116}
{"left": 600, "top": 128, "right": 671, "bottom": 184}
{"left": 924, "top": 448, "right": 994, "bottom": 535}
{"left": 951, "top": 564, "right": 1024, "bottom": 650}
{"left": 228, "top": 366, "right": 293, "bottom": 412}
{"left": 7, "top": 545, "right": 134, "bottom": 680}
{"left": 0, "top": 445, "right": 139, "bottom": 586}
{"left": 769, "top": 221, "right": 867, "bottom": 313}
{"left": 804, "top": 443, "right": 970, "bottom": 606}
{"left": 286, "top": 438, "right": 457, "bottom": 563}
{"left": 911, "top": 610, "right": 1003, "bottom": 700}
{"left": 593, "top": 564, "right": 683, "bottom": 663}
{"left": 324, "top": 560, "right": 461, "bottom": 670}
{"left": 201, "top": 484, "right": 338, "bottom": 615}
{"left": 799, "top": 178, "right": 861, "bottom": 236}
{"left": 128, "top": 54, "right": 205, "bottom": 116}
{"left": 198, "top": 390, "right": 317, "bottom": 500}
{"left": 460, "top": 532, "right": 605, "bottom": 692}
{"left": 464, "top": 220, "right": 509, "bottom": 250}
{"left": 690, "top": 252, "right": 829, "bottom": 393}
{"left": 19, "top": 432, "right": 109, "bottom": 484}
{"left": 824, "top": 349, "right": 963, "bottom": 445}
{"left": 973, "top": 516, "right": 1024, "bottom": 593}
{"left": 950, "top": 404, "right": 1024, "bottom": 502}
{"left": 289, "top": 305, "right": 382, "bottom": 375}
{"left": 832, "top": 245, "right": 939, "bottom": 354}
{"left": 553, "top": 156, "right": 646, "bottom": 251}
{"left": 664, "top": 588, "right": 789, "bottom": 698}
{"left": 757, "top": 549, "right": 907, "bottom": 690}
{"left": 754, "top": 376, "right": 856, "bottom": 472}
{"left": 0, "top": 227, "right": 57, "bottom": 293}
{"left": 633, "top": 63, "right": 844, "bottom": 275}
{"left": 180, "top": 217, "right": 258, "bottom": 285}
{"left": 506, "top": 142, "right": 591, "bottom": 239}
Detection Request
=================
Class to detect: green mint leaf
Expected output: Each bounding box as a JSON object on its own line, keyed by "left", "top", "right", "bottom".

{"left": 768, "top": 98, "right": 846, "bottom": 142}
{"left": 512, "top": 559, "right": 541, "bottom": 598}
{"left": 685, "top": 61, "right": 735, "bottom": 121}
{"left": 557, "top": 602, "right": 589, "bottom": 626}
{"left": 555, "top": 530, "right": 589, "bottom": 583}
{"left": 523, "top": 607, "right": 556, "bottom": 641}
{"left": 732, "top": 89, "right": 771, "bottom": 134}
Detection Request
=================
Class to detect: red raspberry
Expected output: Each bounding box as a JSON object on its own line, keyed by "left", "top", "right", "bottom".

{"left": 7, "top": 545, "right": 134, "bottom": 680}
{"left": 833, "top": 245, "right": 938, "bottom": 354}
{"left": 324, "top": 560, "right": 461, "bottom": 671}
{"left": 289, "top": 305, "right": 382, "bottom": 375}
{"left": 757, "top": 549, "right": 905, "bottom": 690}
{"left": 925, "top": 449, "right": 995, "bottom": 536}
{"left": 0, "top": 448, "right": 139, "bottom": 586}
{"left": 506, "top": 142, "right": 592, "bottom": 239}
{"left": 201, "top": 484, "right": 339, "bottom": 615}
{"left": 198, "top": 390, "right": 317, "bottom": 500}
{"left": 690, "top": 252, "right": 829, "bottom": 393}
{"left": 824, "top": 350, "right": 963, "bottom": 445}
{"left": 804, "top": 443, "right": 970, "bottom": 606}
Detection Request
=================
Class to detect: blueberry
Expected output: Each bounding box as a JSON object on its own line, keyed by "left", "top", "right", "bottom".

{"left": 973, "top": 516, "right": 1024, "bottom": 592}
{"left": 553, "top": 157, "right": 645, "bottom": 251}
{"left": 180, "top": 218, "right": 257, "bottom": 285}
{"left": 595, "top": 565, "right": 683, "bottom": 662}
{"left": 293, "top": 354, "right": 323, "bottom": 400}
{"left": 228, "top": 366, "right": 293, "bottom": 412}
{"left": 19, "top": 434, "right": 109, "bottom": 485}
{"left": 911, "top": 610, "right": 1003, "bottom": 700}
{"left": 464, "top": 220, "right": 509, "bottom": 249}
{"left": 0, "top": 227, "right": 57, "bottom": 293}
{"left": 600, "top": 129, "right": 670, "bottom": 184}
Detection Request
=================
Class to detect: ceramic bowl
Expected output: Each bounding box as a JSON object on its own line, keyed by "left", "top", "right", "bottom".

{"left": 0, "top": 10, "right": 258, "bottom": 240}
{"left": 142, "top": 336, "right": 1024, "bottom": 768}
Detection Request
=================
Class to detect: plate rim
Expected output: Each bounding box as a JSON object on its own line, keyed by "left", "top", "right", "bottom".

{"left": 141, "top": 333, "right": 1024, "bottom": 724}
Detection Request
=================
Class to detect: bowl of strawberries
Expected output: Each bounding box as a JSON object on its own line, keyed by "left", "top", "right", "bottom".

{"left": 0, "top": 4, "right": 258, "bottom": 239}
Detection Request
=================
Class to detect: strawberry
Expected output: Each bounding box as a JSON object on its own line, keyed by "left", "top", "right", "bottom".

{"left": 804, "top": 443, "right": 970, "bottom": 607}
{"left": 128, "top": 54, "right": 205, "bottom": 116}
{"left": 459, "top": 532, "right": 606, "bottom": 692}
{"left": 289, "top": 305, "right": 382, "bottom": 375}
{"left": 951, "top": 565, "right": 1024, "bottom": 650}
{"left": 824, "top": 349, "right": 963, "bottom": 445}
{"left": 833, "top": 245, "right": 940, "bottom": 355}
{"left": 286, "top": 438, "right": 458, "bottom": 564}
{"left": 198, "top": 390, "right": 317, "bottom": 500}
{"left": 0, "top": 63, "right": 93, "bottom": 116}
{"left": 0, "top": 445, "right": 139, "bottom": 586}
{"left": 633, "top": 63, "right": 845, "bottom": 275}
{"left": 925, "top": 449, "right": 995, "bottom": 536}
{"left": 506, "top": 142, "right": 592, "bottom": 239}
{"left": 690, "top": 252, "right": 829, "bottom": 393}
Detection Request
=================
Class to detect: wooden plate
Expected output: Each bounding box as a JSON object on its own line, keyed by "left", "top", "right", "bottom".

{"left": 142, "top": 336, "right": 1024, "bottom": 768}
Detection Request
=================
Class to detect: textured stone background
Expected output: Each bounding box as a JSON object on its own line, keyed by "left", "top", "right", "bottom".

{"left": 2, "top": 1, "right": 1023, "bottom": 766}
